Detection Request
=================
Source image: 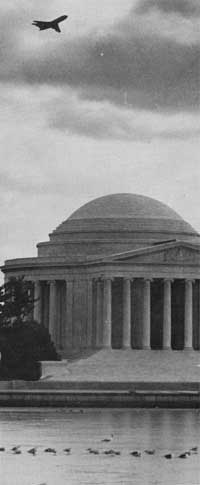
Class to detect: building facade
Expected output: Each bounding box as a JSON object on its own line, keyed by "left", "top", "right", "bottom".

{"left": 2, "top": 193, "right": 200, "bottom": 356}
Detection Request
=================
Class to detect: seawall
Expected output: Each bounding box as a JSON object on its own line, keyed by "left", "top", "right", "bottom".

{"left": 0, "top": 382, "right": 199, "bottom": 408}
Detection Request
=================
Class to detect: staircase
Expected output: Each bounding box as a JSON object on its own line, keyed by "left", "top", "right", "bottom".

{"left": 41, "top": 349, "right": 200, "bottom": 383}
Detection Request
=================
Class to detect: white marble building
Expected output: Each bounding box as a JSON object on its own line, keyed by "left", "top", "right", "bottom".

{"left": 2, "top": 193, "right": 200, "bottom": 357}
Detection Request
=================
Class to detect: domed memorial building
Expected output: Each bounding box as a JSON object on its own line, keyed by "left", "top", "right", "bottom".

{"left": 2, "top": 193, "right": 200, "bottom": 356}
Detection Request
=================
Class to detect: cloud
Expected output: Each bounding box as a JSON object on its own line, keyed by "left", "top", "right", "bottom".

{"left": 136, "top": 0, "right": 200, "bottom": 18}
{"left": 20, "top": 35, "right": 199, "bottom": 112}
{"left": 47, "top": 88, "right": 200, "bottom": 141}
{"left": 0, "top": 171, "right": 55, "bottom": 196}
{"left": 0, "top": 75, "right": 199, "bottom": 147}
{"left": 0, "top": 1, "right": 199, "bottom": 142}
{"left": 0, "top": 1, "right": 199, "bottom": 115}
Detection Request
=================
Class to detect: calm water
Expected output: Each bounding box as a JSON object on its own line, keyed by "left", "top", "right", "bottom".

{"left": 0, "top": 408, "right": 200, "bottom": 485}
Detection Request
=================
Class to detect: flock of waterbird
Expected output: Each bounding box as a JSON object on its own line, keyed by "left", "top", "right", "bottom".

{"left": 0, "top": 437, "right": 198, "bottom": 485}
{"left": 0, "top": 438, "right": 198, "bottom": 460}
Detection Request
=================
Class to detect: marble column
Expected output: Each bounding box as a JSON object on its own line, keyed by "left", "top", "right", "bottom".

{"left": 142, "top": 279, "right": 151, "bottom": 349}
{"left": 33, "top": 280, "right": 42, "bottom": 323}
{"left": 56, "top": 282, "right": 62, "bottom": 351}
{"left": 96, "top": 280, "right": 103, "bottom": 348}
{"left": 4, "top": 274, "right": 9, "bottom": 284}
{"left": 43, "top": 282, "right": 50, "bottom": 329}
{"left": 184, "top": 279, "right": 194, "bottom": 350}
{"left": 65, "top": 280, "right": 73, "bottom": 349}
{"left": 122, "top": 278, "right": 132, "bottom": 349}
{"left": 163, "top": 279, "right": 172, "bottom": 349}
{"left": 198, "top": 281, "right": 200, "bottom": 350}
{"left": 103, "top": 278, "right": 112, "bottom": 348}
{"left": 87, "top": 279, "right": 93, "bottom": 348}
{"left": 49, "top": 280, "right": 57, "bottom": 344}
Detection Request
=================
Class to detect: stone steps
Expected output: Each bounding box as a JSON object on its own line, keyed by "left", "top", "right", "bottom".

{"left": 41, "top": 349, "right": 200, "bottom": 382}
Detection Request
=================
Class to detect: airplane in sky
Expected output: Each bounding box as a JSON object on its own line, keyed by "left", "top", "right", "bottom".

{"left": 32, "top": 15, "right": 68, "bottom": 33}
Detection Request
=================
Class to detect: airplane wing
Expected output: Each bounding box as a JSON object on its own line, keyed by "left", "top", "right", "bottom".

{"left": 53, "top": 23, "right": 61, "bottom": 32}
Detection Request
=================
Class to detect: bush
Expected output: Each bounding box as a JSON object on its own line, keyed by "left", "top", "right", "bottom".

{"left": 0, "top": 360, "right": 41, "bottom": 381}
{"left": 0, "top": 320, "right": 60, "bottom": 380}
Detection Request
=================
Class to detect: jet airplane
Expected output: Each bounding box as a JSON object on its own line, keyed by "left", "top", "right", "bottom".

{"left": 32, "top": 15, "right": 68, "bottom": 33}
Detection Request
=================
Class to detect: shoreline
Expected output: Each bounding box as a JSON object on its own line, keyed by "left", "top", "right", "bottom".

{"left": 0, "top": 381, "right": 199, "bottom": 408}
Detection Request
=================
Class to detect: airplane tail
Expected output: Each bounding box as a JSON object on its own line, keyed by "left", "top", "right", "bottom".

{"left": 32, "top": 20, "right": 46, "bottom": 30}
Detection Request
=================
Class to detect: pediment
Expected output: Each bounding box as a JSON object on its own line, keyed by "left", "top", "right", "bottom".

{"left": 103, "top": 242, "right": 200, "bottom": 266}
{"left": 129, "top": 246, "right": 200, "bottom": 265}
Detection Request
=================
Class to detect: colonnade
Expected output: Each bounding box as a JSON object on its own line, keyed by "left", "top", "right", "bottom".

{"left": 99, "top": 277, "right": 196, "bottom": 350}
{"left": 32, "top": 277, "right": 198, "bottom": 352}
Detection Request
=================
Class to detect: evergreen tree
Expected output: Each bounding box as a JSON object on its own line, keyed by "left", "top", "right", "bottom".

{"left": 0, "top": 277, "right": 34, "bottom": 327}
{"left": 0, "top": 277, "right": 60, "bottom": 379}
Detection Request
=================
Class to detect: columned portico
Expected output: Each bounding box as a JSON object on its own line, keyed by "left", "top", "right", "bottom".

{"left": 163, "top": 279, "right": 172, "bottom": 350}
{"left": 103, "top": 278, "right": 112, "bottom": 348}
{"left": 30, "top": 275, "right": 199, "bottom": 352}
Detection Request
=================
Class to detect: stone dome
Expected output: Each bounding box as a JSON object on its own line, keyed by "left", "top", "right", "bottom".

{"left": 68, "top": 193, "right": 183, "bottom": 220}
{"left": 37, "top": 194, "right": 200, "bottom": 259}
{"left": 52, "top": 193, "right": 197, "bottom": 238}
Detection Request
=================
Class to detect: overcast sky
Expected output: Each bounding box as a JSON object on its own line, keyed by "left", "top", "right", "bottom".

{"left": 0, "top": 0, "right": 199, "bottom": 273}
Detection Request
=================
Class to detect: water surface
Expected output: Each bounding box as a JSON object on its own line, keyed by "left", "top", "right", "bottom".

{"left": 0, "top": 408, "right": 200, "bottom": 485}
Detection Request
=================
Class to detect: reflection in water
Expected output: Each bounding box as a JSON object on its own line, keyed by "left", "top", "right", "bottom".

{"left": 0, "top": 408, "right": 199, "bottom": 485}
